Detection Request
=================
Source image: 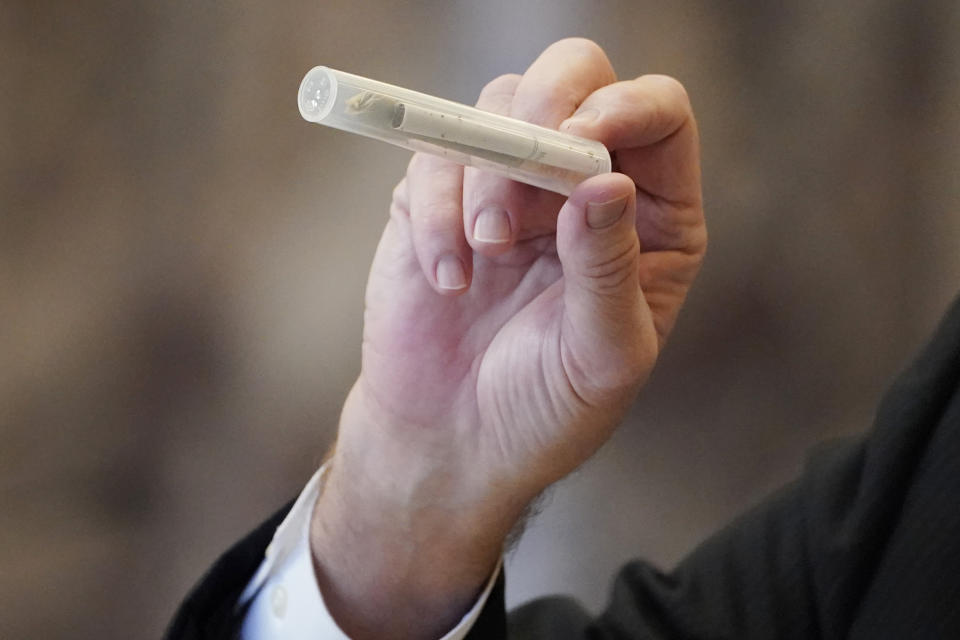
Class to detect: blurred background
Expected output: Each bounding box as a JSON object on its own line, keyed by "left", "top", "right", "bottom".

{"left": 2, "top": 0, "right": 958, "bottom": 637}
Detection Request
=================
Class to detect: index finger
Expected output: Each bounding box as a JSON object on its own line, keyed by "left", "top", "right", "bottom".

{"left": 560, "top": 75, "right": 701, "bottom": 209}
{"left": 508, "top": 38, "right": 617, "bottom": 126}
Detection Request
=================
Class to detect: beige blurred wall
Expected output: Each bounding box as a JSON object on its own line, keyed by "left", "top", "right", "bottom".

{"left": 2, "top": 1, "right": 958, "bottom": 637}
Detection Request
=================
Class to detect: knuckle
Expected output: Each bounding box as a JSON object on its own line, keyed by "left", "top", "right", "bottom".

{"left": 643, "top": 74, "right": 691, "bottom": 110}
{"left": 550, "top": 38, "right": 615, "bottom": 82}
{"left": 389, "top": 200, "right": 409, "bottom": 221}
{"left": 390, "top": 179, "right": 410, "bottom": 218}
{"left": 621, "top": 75, "right": 693, "bottom": 143}
{"left": 565, "top": 335, "right": 648, "bottom": 405}
{"left": 582, "top": 240, "right": 640, "bottom": 292}
{"left": 553, "top": 37, "right": 606, "bottom": 62}
{"left": 391, "top": 179, "right": 408, "bottom": 204}
{"left": 479, "top": 73, "right": 521, "bottom": 98}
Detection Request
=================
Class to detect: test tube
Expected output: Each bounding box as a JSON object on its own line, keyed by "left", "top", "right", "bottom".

{"left": 298, "top": 67, "right": 611, "bottom": 196}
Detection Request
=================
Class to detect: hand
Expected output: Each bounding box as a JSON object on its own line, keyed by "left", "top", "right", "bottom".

{"left": 312, "top": 39, "right": 706, "bottom": 639}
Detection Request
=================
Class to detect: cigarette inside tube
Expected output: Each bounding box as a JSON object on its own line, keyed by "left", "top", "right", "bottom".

{"left": 347, "top": 92, "right": 528, "bottom": 167}
{"left": 299, "top": 67, "right": 612, "bottom": 195}
{"left": 392, "top": 103, "right": 540, "bottom": 161}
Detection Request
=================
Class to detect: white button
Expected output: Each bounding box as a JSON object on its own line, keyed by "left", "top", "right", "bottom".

{"left": 271, "top": 585, "right": 288, "bottom": 619}
{"left": 265, "top": 541, "right": 275, "bottom": 559}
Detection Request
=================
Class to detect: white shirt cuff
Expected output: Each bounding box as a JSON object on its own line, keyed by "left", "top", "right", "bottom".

{"left": 238, "top": 465, "right": 501, "bottom": 639}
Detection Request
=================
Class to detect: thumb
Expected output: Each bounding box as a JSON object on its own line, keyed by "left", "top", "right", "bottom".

{"left": 555, "top": 173, "right": 654, "bottom": 401}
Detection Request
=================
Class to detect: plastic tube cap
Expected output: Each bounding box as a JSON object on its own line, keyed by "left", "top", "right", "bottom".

{"left": 298, "top": 67, "right": 337, "bottom": 123}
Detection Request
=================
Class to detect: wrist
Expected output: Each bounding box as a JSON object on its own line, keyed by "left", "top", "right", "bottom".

{"left": 310, "top": 466, "right": 503, "bottom": 639}
{"left": 308, "top": 382, "right": 528, "bottom": 639}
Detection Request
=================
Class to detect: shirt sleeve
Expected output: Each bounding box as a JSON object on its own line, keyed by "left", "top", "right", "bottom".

{"left": 237, "top": 466, "right": 502, "bottom": 640}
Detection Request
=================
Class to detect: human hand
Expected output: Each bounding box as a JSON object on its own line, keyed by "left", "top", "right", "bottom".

{"left": 312, "top": 38, "right": 705, "bottom": 639}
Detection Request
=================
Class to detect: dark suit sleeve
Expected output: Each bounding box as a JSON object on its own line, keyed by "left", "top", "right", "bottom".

{"left": 164, "top": 500, "right": 295, "bottom": 640}
{"left": 167, "top": 298, "right": 960, "bottom": 640}
{"left": 492, "top": 295, "right": 960, "bottom": 639}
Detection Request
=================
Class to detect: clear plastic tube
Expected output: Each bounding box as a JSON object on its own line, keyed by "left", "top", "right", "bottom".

{"left": 298, "top": 67, "right": 611, "bottom": 195}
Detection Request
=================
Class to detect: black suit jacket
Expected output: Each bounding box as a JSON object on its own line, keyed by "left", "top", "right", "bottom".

{"left": 167, "top": 296, "right": 960, "bottom": 639}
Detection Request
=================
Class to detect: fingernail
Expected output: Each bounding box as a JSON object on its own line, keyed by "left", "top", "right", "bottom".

{"left": 436, "top": 255, "right": 467, "bottom": 290}
{"left": 561, "top": 108, "right": 600, "bottom": 131}
{"left": 586, "top": 196, "right": 628, "bottom": 229}
{"left": 473, "top": 207, "right": 511, "bottom": 244}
